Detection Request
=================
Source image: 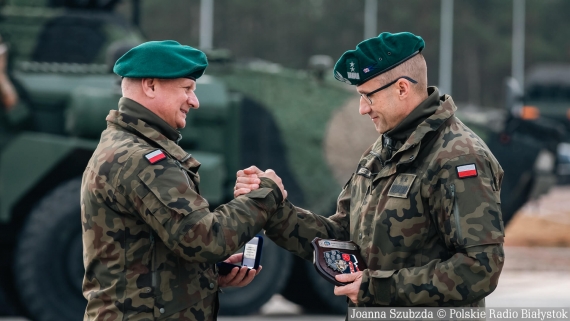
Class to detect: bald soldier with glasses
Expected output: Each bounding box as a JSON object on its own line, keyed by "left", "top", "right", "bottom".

{"left": 235, "top": 32, "right": 505, "bottom": 309}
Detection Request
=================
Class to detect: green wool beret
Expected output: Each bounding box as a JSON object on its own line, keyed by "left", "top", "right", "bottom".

{"left": 333, "top": 32, "right": 425, "bottom": 86}
{"left": 113, "top": 40, "right": 208, "bottom": 80}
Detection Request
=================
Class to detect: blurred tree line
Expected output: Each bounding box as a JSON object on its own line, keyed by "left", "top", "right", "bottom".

{"left": 117, "top": 0, "right": 570, "bottom": 108}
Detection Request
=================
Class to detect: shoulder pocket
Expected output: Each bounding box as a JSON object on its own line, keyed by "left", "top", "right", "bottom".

{"left": 137, "top": 162, "right": 209, "bottom": 223}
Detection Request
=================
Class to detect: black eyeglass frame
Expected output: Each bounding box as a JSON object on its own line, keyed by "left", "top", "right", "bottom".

{"left": 360, "top": 76, "right": 418, "bottom": 104}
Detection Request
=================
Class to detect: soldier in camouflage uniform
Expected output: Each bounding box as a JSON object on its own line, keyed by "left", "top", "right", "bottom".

{"left": 81, "top": 41, "right": 286, "bottom": 320}
{"left": 235, "top": 32, "right": 505, "bottom": 308}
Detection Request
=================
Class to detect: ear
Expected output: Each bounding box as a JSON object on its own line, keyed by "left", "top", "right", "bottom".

{"left": 396, "top": 78, "right": 411, "bottom": 100}
{"left": 141, "top": 78, "right": 157, "bottom": 98}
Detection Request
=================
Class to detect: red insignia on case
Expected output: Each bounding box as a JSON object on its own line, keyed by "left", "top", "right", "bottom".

{"left": 145, "top": 150, "right": 166, "bottom": 164}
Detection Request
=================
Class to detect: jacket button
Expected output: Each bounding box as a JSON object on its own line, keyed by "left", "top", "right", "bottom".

{"left": 409, "top": 155, "right": 415, "bottom": 160}
{"left": 359, "top": 233, "right": 362, "bottom": 239}
{"left": 159, "top": 308, "right": 165, "bottom": 314}
{"left": 210, "top": 282, "right": 215, "bottom": 289}
{"left": 144, "top": 287, "right": 151, "bottom": 293}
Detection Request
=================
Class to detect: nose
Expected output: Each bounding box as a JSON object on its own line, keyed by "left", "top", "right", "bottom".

{"left": 359, "top": 97, "right": 371, "bottom": 115}
{"left": 188, "top": 91, "right": 199, "bottom": 109}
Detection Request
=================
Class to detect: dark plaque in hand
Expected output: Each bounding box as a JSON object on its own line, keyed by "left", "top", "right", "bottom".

{"left": 311, "top": 237, "right": 367, "bottom": 286}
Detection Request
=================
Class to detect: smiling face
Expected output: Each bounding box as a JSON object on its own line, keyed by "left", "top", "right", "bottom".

{"left": 152, "top": 78, "right": 199, "bottom": 129}
{"left": 356, "top": 78, "right": 406, "bottom": 134}
{"left": 354, "top": 54, "right": 429, "bottom": 134}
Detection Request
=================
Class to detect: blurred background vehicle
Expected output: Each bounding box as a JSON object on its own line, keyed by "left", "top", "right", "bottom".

{"left": 522, "top": 65, "right": 570, "bottom": 183}
{"left": 0, "top": 0, "right": 569, "bottom": 320}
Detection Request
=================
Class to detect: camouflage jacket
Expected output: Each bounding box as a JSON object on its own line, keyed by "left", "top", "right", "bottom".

{"left": 265, "top": 88, "right": 505, "bottom": 307}
{"left": 81, "top": 98, "right": 283, "bottom": 320}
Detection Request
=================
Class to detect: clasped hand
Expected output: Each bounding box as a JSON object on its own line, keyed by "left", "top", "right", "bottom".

{"left": 234, "top": 166, "right": 287, "bottom": 200}
{"left": 234, "top": 166, "right": 362, "bottom": 302}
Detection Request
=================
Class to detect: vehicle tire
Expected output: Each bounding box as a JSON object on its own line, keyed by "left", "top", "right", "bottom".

{"left": 281, "top": 255, "right": 347, "bottom": 315}
{"left": 14, "top": 178, "right": 85, "bottom": 321}
{"left": 218, "top": 237, "right": 293, "bottom": 315}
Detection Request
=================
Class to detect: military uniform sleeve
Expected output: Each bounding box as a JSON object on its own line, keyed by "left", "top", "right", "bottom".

{"left": 357, "top": 154, "right": 505, "bottom": 306}
{"left": 118, "top": 154, "right": 283, "bottom": 264}
{"left": 264, "top": 175, "right": 352, "bottom": 260}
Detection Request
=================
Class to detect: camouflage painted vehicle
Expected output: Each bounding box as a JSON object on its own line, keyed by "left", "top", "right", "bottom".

{"left": 0, "top": 0, "right": 563, "bottom": 320}
{"left": 0, "top": 1, "right": 258, "bottom": 319}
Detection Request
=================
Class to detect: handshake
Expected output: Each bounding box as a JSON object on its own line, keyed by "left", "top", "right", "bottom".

{"left": 233, "top": 165, "right": 288, "bottom": 200}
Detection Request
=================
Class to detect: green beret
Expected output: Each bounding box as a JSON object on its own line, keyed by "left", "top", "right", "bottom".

{"left": 113, "top": 40, "right": 208, "bottom": 80}
{"left": 333, "top": 32, "right": 424, "bottom": 86}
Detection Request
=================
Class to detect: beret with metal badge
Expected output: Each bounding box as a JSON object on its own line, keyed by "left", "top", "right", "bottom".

{"left": 333, "top": 32, "right": 425, "bottom": 86}
{"left": 113, "top": 40, "right": 208, "bottom": 80}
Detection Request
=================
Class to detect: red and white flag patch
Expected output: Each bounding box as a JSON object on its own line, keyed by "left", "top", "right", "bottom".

{"left": 145, "top": 150, "right": 166, "bottom": 164}
{"left": 456, "top": 164, "right": 477, "bottom": 178}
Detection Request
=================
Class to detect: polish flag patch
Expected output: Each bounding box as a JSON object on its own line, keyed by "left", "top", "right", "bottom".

{"left": 456, "top": 164, "right": 477, "bottom": 179}
{"left": 145, "top": 150, "right": 166, "bottom": 164}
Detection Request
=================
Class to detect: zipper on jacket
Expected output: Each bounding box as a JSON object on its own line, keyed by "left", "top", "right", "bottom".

{"left": 450, "top": 184, "right": 463, "bottom": 245}
{"left": 354, "top": 183, "right": 371, "bottom": 239}
{"left": 150, "top": 231, "right": 157, "bottom": 289}
{"left": 359, "top": 184, "right": 371, "bottom": 213}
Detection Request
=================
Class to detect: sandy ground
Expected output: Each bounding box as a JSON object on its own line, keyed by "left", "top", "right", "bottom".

{"left": 505, "top": 186, "right": 570, "bottom": 247}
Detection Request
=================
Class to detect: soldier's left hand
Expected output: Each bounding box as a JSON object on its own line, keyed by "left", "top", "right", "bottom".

{"left": 218, "top": 253, "right": 262, "bottom": 288}
{"left": 334, "top": 271, "right": 363, "bottom": 304}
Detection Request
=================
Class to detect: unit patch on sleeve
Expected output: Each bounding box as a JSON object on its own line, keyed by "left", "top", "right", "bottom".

{"left": 456, "top": 163, "right": 478, "bottom": 178}
{"left": 387, "top": 174, "right": 416, "bottom": 198}
{"left": 145, "top": 150, "right": 167, "bottom": 164}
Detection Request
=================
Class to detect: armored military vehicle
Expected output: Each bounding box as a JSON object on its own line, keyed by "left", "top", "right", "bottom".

{"left": 523, "top": 65, "right": 570, "bottom": 181}
{"left": 0, "top": 0, "right": 563, "bottom": 320}
{"left": 525, "top": 64, "right": 570, "bottom": 133}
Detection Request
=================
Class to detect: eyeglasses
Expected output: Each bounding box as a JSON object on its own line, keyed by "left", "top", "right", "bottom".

{"left": 360, "top": 76, "right": 418, "bottom": 105}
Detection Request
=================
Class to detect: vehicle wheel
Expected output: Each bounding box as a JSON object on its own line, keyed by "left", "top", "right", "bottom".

{"left": 14, "top": 178, "right": 85, "bottom": 321}
{"left": 281, "top": 255, "right": 347, "bottom": 315}
{"left": 218, "top": 237, "right": 293, "bottom": 315}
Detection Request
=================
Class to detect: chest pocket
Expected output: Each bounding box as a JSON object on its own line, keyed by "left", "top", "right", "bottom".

{"left": 372, "top": 172, "right": 427, "bottom": 251}
{"left": 387, "top": 174, "right": 417, "bottom": 198}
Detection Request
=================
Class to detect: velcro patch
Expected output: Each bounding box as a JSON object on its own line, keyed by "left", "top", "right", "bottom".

{"left": 387, "top": 174, "right": 416, "bottom": 198}
{"left": 145, "top": 150, "right": 166, "bottom": 164}
{"left": 456, "top": 164, "right": 478, "bottom": 179}
{"left": 357, "top": 167, "right": 372, "bottom": 178}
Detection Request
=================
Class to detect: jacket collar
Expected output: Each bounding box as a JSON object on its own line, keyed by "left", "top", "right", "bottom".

{"left": 118, "top": 97, "right": 181, "bottom": 142}
{"left": 106, "top": 98, "right": 200, "bottom": 169}
{"left": 398, "top": 89, "right": 456, "bottom": 153}
{"left": 358, "top": 87, "right": 456, "bottom": 175}
{"left": 385, "top": 86, "right": 442, "bottom": 145}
